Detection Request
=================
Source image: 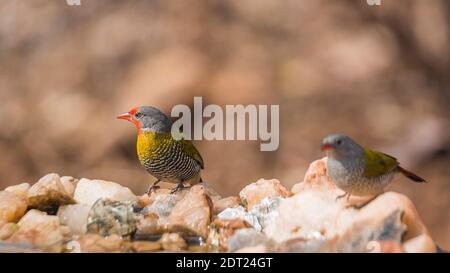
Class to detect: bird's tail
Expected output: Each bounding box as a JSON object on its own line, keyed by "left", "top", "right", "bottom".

{"left": 398, "top": 166, "right": 426, "bottom": 183}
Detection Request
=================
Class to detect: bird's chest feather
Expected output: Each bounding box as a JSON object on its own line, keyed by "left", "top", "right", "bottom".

{"left": 327, "top": 158, "right": 363, "bottom": 186}
{"left": 136, "top": 131, "right": 171, "bottom": 162}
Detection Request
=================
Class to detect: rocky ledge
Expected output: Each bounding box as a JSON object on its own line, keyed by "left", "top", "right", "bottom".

{"left": 0, "top": 158, "right": 437, "bottom": 253}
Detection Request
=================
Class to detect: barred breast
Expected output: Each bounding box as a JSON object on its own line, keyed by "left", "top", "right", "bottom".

{"left": 137, "top": 134, "right": 201, "bottom": 184}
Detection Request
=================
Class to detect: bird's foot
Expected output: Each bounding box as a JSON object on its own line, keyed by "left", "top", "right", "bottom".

{"left": 146, "top": 180, "right": 161, "bottom": 195}
{"left": 170, "top": 182, "right": 190, "bottom": 194}
{"left": 335, "top": 192, "right": 350, "bottom": 202}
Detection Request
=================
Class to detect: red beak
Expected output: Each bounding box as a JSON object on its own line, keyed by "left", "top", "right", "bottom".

{"left": 117, "top": 111, "right": 142, "bottom": 129}
{"left": 117, "top": 112, "right": 133, "bottom": 122}
{"left": 321, "top": 144, "right": 335, "bottom": 151}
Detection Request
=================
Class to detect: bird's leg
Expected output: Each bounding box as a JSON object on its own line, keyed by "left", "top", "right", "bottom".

{"left": 146, "top": 179, "right": 161, "bottom": 195}
{"left": 335, "top": 192, "right": 349, "bottom": 202}
{"left": 170, "top": 181, "right": 185, "bottom": 194}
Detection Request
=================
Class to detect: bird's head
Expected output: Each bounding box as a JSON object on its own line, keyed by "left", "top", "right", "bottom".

{"left": 321, "top": 134, "right": 363, "bottom": 159}
{"left": 117, "top": 106, "right": 172, "bottom": 133}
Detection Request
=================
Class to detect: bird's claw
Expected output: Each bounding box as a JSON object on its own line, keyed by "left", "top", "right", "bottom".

{"left": 146, "top": 180, "right": 161, "bottom": 195}
{"left": 335, "top": 192, "right": 351, "bottom": 202}
{"left": 170, "top": 183, "right": 190, "bottom": 194}
{"left": 146, "top": 185, "right": 160, "bottom": 195}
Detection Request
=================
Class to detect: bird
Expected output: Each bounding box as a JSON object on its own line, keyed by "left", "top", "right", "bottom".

{"left": 117, "top": 106, "right": 204, "bottom": 194}
{"left": 321, "top": 134, "right": 426, "bottom": 200}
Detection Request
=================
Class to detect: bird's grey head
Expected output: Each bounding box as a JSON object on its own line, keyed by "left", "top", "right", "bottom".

{"left": 117, "top": 106, "right": 172, "bottom": 133}
{"left": 321, "top": 134, "right": 364, "bottom": 160}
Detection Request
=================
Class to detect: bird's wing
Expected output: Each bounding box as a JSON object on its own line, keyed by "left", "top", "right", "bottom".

{"left": 171, "top": 130, "right": 204, "bottom": 169}
{"left": 180, "top": 139, "right": 204, "bottom": 169}
{"left": 362, "top": 147, "right": 399, "bottom": 178}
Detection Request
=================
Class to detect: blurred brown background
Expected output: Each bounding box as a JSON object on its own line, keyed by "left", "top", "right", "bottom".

{"left": 0, "top": 0, "right": 449, "bottom": 248}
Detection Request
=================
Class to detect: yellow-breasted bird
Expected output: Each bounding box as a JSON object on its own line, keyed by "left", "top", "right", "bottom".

{"left": 117, "top": 106, "right": 204, "bottom": 194}
{"left": 321, "top": 134, "right": 426, "bottom": 200}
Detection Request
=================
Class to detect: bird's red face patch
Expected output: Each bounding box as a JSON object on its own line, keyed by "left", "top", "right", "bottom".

{"left": 117, "top": 107, "right": 142, "bottom": 130}
{"left": 129, "top": 107, "right": 139, "bottom": 115}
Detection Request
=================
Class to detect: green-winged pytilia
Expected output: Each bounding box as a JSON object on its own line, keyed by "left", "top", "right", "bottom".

{"left": 321, "top": 134, "right": 426, "bottom": 200}
{"left": 117, "top": 106, "right": 204, "bottom": 194}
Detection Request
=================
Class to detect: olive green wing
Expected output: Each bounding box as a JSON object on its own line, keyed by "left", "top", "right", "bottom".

{"left": 170, "top": 131, "right": 204, "bottom": 169}
{"left": 363, "top": 147, "right": 398, "bottom": 178}
{"left": 180, "top": 139, "right": 204, "bottom": 169}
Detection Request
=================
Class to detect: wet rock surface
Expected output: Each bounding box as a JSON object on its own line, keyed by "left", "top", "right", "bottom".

{"left": 86, "top": 199, "right": 138, "bottom": 237}
{"left": 0, "top": 161, "right": 441, "bottom": 252}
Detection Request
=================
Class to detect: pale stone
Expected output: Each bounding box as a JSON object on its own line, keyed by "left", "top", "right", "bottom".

{"left": 57, "top": 204, "right": 91, "bottom": 235}
{"left": 60, "top": 176, "right": 78, "bottom": 198}
{"left": 74, "top": 234, "right": 125, "bottom": 253}
{"left": 4, "top": 183, "right": 30, "bottom": 198}
{"left": 234, "top": 245, "right": 268, "bottom": 253}
{"left": 239, "top": 178, "right": 292, "bottom": 210}
{"left": 0, "top": 191, "right": 28, "bottom": 223}
{"left": 166, "top": 185, "right": 212, "bottom": 238}
{"left": 74, "top": 178, "right": 137, "bottom": 207}
{"left": 218, "top": 206, "right": 261, "bottom": 231}
{"left": 27, "top": 173, "right": 75, "bottom": 213}
{"left": 136, "top": 185, "right": 212, "bottom": 238}
{"left": 249, "top": 197, "right": 283, "bottom": 230}
{"left": 213, "top": 196, "right": 240, "bottom": 215}
{"left": 210, "top": 218, "right": 253, "bottom": 251}
{"left": 403, "top": 234, "right": 437, "bottom": 253}
{"left": 0, "top": 222, "right": 17, "bottom": 240}
{"left": 227, "top": 228, "right": 270, "bottom": 252}
{"left": 160, "top": 233, "right": 187, "bottom": 251}
{"left": 8, "top": 209, "right": 70, "bottom": 252}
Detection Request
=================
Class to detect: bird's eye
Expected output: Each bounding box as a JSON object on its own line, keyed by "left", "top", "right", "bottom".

{"left": 135, "top": 112, "right": 143, "bottom": 118}
{"left": 336, "top": 140, "right": 342, "bottom": 145}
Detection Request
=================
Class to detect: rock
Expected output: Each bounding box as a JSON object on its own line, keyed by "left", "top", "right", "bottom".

{"left": 239, "top": 179, "right": 292, "bottom": 210}
{"left": 0, "top": 191, "right": 28, "bottom": 223}
{"left": 4, "top": 183, "right": 30, "bottom": 198}
{"left": 72, "top": 234, "right": 125, "bottom": 253}
{"left": 160, "top": 233, "right": 187, "bottom": 251}
{"left": 74, "top": 178, "right": 137, "bottom": 207}
{"left": 137, "top": 194, "right": 152, "bottom": 208}
{"left": 218, "top": 206, "right": 261, "bottom": 231}
{"left": 8, "top": 209, "right": 70, "bottom": 252}
{"left": 142, "top": 190, "right": 185, "bottom": 217}
{"left": 136, "top": 185, "right": 212, "bottom": 238}
{"left": 27, "top": 173, "right": 76, "bottom": 214}
{"left": 264, "top": 158, "right": 437, "bottom": 253}
{"left": 403, "top": 234, "right": 436, "bottom": 253}
{"left": 234, "top": 245, "right": 268, "bottom": 253}
{"left": 128, "top": 240, "right": 162, "bottom": 252}
{"left": 210, "top": 218, "right": 253, "bottom": 251}
{"left": 249, "top": 197, "right": 283, "bottom": 231}
{"left": 166, "top": 185, "right": 212, "bottom": 238}
{"left": 227, "top": 228, "right": 270, "bottom": 252}
{"left": 86, "top": 198, "right": 138, "bottom": 237}
{"left": 275, "top": 237, "right": 329, "bottom": 253}
{"left": 57, "top": 204, "right": 91, "bottom": 235}
{"left": 60, "top": 176, "right": 78, "bottom": 198}
{"left": 0, "top": 222, "right": 17, "bottom": 240}
{"left": 333, "top": 208, "right": 407, "bottom": 253}
{"left": 213, "top": 196, "right": 240, "bottom": 215}
{"left": 134, "top": 190, "right": 185, "bottom": 236}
